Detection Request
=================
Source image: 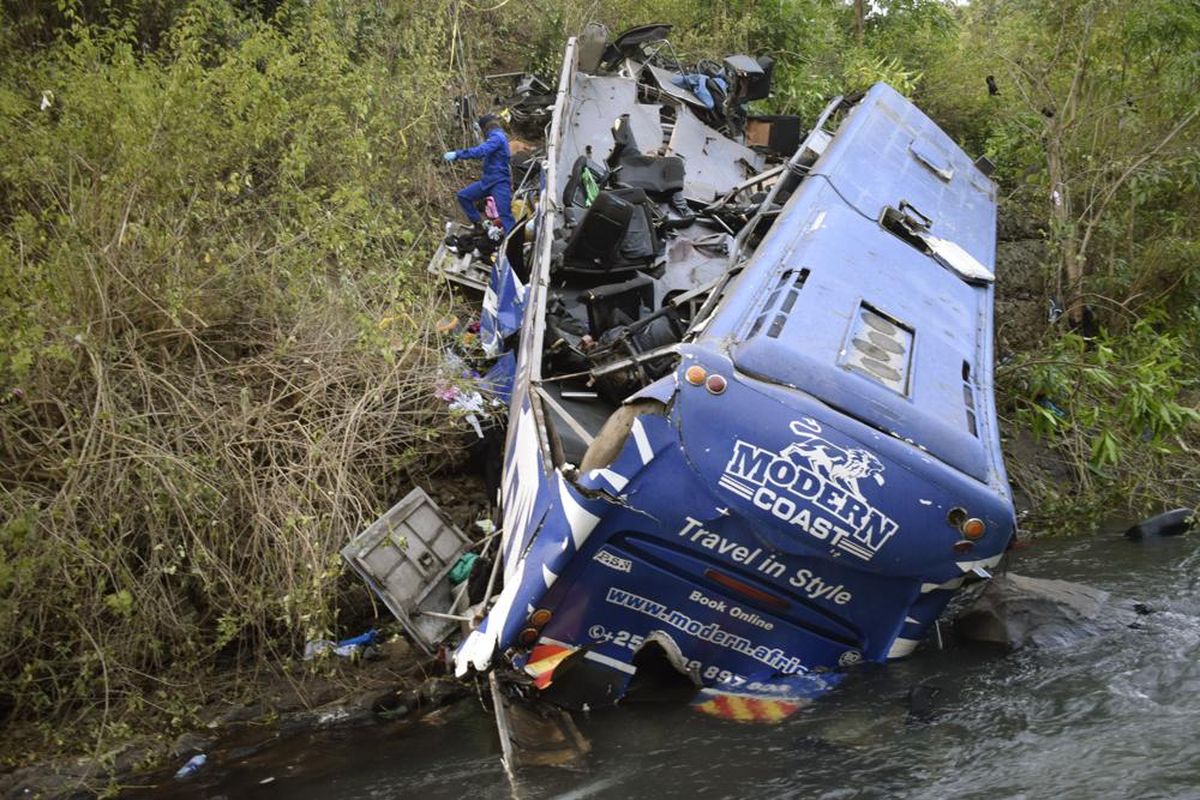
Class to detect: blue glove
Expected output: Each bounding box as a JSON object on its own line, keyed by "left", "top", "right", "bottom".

{"left": 442, "top": 151, "right": 457, "bottom": 162}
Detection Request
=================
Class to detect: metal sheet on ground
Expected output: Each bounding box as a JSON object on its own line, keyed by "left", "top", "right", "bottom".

{"left": 667, "top": 106, "right": 765, "bottom": 203}
{"left": 340, "top": 487, "right": 471, "bottom": 654}
{"left": 489, "top": 673, "right": 591, "bottom": 771}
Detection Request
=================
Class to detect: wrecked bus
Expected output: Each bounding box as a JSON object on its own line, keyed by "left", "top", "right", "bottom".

{"left": 451, "top": 27, "right": 1016, "bottom": 719}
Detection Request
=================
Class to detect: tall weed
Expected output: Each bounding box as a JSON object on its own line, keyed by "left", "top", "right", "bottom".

{"left": 0, "top": 0, "right": 469, "bottom": 756}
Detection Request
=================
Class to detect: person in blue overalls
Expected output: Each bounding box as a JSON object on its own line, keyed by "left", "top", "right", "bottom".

{"left": 443, "top": 114, "right": 516, "bottom": 235}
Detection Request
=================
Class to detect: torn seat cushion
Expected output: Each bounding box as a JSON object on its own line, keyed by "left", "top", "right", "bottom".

{"left": 612, "top": 155, "right": 685, "bottom": 195}
{"left": 605, "top": 114, "right": 685, "bottom": 196}
{"left": 610, "top": 188, "right": 662, "bottom": 266}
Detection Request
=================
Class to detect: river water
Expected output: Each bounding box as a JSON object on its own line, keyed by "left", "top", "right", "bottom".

{"left": 138, "top": 529, "right": 1200, "bottom": 799}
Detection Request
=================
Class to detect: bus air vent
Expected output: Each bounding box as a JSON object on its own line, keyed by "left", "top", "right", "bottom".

{"left": 747, "top": 268, "right": 810, "bottom": 339}
{"left": 962, "top": 360, "right": 978, "bottom": 436}
{"left": 840, "top": 303, "right": 914, "bottom": 395}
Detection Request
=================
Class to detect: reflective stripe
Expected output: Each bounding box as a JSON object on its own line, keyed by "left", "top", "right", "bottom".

{"left": 695, "top": 694, "right": 802, "bottom": 723}
{"left": 887, "top": 636, "right": 920, "bottom": 658}
{"left": 631, "top": 418, "right": 654, "bottom": 464}
{"left": 583, "top": 650, "right": 637, "bottom": 675}
{"left": 525, "top": 642, "right": 574, "bottom": 689}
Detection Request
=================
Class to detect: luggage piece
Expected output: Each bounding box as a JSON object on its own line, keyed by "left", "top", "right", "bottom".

{"left": 562, "top": 190, "right": 634, "bottom": 270}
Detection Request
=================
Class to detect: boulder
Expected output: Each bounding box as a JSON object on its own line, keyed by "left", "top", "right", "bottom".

{"left": 955, "top": 573, "right": 1131, "bottom": 649}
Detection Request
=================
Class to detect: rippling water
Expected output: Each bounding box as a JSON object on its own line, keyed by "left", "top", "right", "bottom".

{"left": 137, "top": 530, "right": 1200, "bottom": 800}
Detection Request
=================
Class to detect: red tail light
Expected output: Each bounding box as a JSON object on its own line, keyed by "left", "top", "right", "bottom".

{"left": 704, "top": 568, "right": 790, "bottom": 611}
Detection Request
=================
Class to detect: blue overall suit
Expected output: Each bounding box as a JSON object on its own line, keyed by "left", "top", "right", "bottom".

{"left": 452, "top": 128, "right": 515, "bottom": 233}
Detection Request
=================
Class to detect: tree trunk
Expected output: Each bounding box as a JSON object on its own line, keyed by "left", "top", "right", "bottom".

{"left": 1045, "top": 132, "right": 1084, "bottom": 325}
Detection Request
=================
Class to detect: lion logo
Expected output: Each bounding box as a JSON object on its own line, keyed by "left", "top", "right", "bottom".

{"left": 781, "top": 418, "right": 885, "bottom": 500}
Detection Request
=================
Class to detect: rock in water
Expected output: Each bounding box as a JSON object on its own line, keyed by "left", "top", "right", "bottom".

{"left": 955, "top": 573, "right": 1125, "bottom": 649}
{"left": 1124, "top": 508, "right": 1195, "bottom": 540}
{"left": 907, "top": 683, "right": 942, "bottom": 722}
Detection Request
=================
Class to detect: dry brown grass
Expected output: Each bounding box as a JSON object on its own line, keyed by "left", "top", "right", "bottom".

{"left": 0, "top": 275, "right": 478, "bottom": 756}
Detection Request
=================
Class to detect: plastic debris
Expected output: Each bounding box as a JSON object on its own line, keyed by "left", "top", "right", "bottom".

{"left": 436, "top": 385, "right": 487, "bottom": 438}
{"left": 449, "top": 552, "right": 480, "bottom": 585}
{"left": 1035, "top": 396, "right": 1066, "bottom": 418}
{"left": 480, "top": 351, "right": 517, "bottom": 404}
{"left": 303, "top": 629, "right": 381, "bottom": 660}
{"left": 174, "top": 753, "right": 207, "bottom": 780}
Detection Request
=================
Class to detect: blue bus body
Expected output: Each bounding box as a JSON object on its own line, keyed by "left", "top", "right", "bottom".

{"left": 455, "top": 39, "right": 1014, "bottom": 716}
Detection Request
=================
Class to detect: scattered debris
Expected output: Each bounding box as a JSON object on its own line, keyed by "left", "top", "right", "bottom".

{"left": 486, "top": 72, "right": 556, "bottom": 134}
{"left": 173, "top": 753, "right": 207, "bottom": 781}
{"left": 1124, "top": 508, "right": 1195, "bottom": 540}
{"left": 340, "top": 487, "right": 473, "bottom": 654}
{"left": 954, "top": 573, "right": 1131, "bottom": 649}
{"left": 303, "top": 629, "right": 382, "bottom": 661}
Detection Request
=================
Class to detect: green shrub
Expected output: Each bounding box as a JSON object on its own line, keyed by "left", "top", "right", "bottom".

{"left": 1000, "top": 320, "right": 1200, "bottom": 522}
{"left": 0, "top": 0, "right": 468, "bottom": 756}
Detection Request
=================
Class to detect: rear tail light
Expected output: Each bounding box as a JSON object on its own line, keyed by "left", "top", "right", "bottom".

{"left": 947, "top": 506, "right": 986, "bottom": 540}
{"left": 704, "top": 568, "right": 789, "bottom": 611}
